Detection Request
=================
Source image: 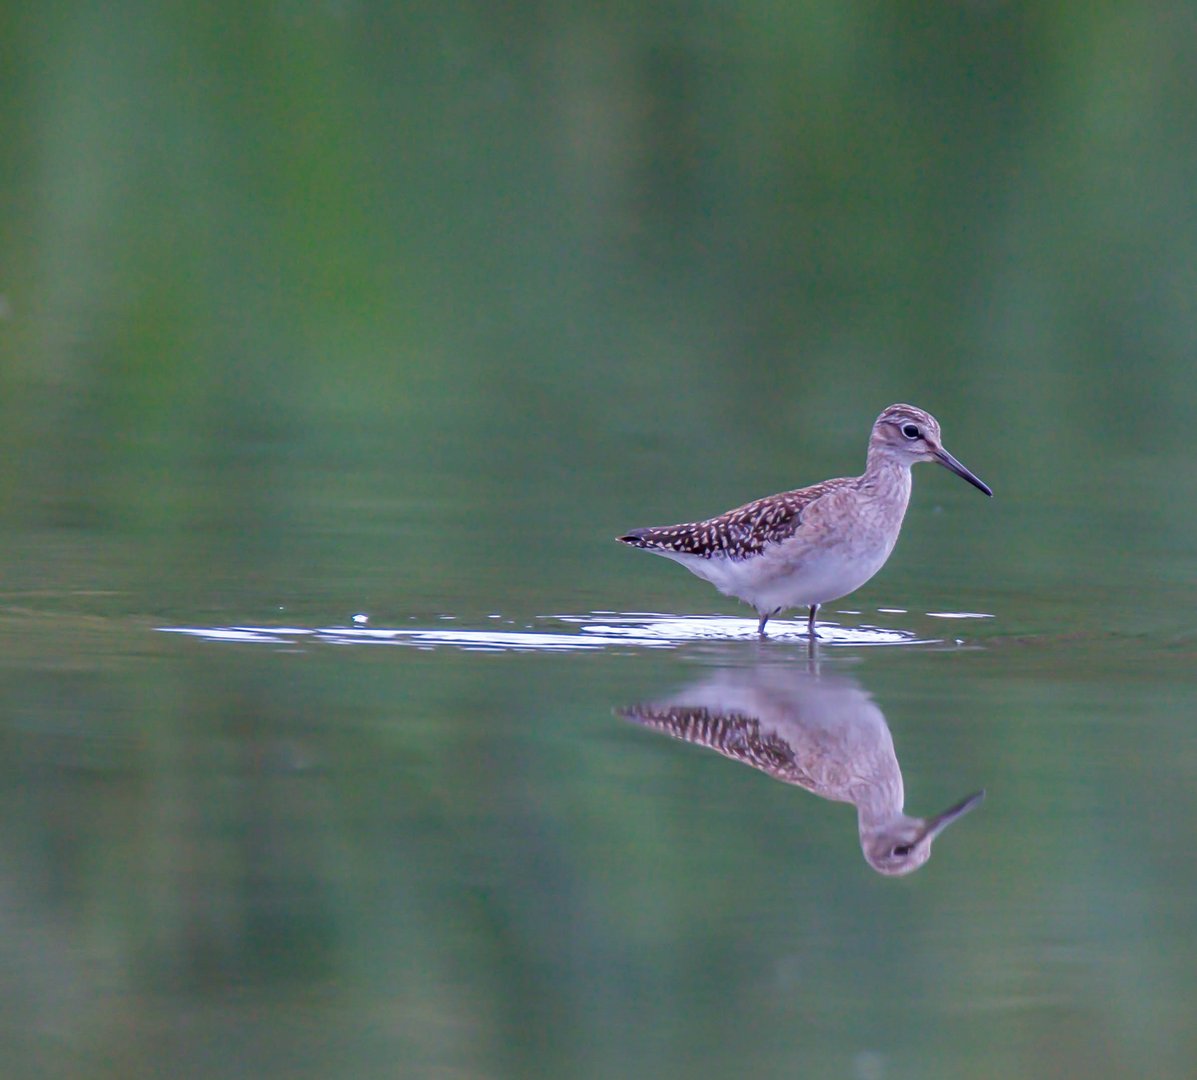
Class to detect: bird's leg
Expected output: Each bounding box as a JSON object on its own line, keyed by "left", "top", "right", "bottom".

{"left": 807, "top": 604, "right": 821, "bottom": 639}
{"left": 756, "top": 608, "right": 782, "bottom": 636}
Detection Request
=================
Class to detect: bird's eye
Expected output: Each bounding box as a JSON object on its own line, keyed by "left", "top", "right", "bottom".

{"left": 892, "top": 844, "right": 912, "bottom": 857}
{"left": 901, "top": 424, "right": 921, "bottom": 440}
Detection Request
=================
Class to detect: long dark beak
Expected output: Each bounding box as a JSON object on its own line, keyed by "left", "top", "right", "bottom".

{"left": 920, "top": 789, "right": 986, "bottom": 843}
{"left": 934, "top": 447, "right": 993, "bottom": 497}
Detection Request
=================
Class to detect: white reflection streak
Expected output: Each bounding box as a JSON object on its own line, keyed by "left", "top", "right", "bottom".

{"left": 157, "top": 612, "right": 958, "bottom": 652}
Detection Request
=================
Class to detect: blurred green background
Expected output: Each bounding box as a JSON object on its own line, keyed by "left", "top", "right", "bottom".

{"left": 2, "top": 2, "right": 1197, "bottom": 1077}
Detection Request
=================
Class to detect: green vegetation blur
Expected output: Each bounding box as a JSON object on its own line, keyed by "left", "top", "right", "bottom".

{"left": 4, "top": 7, "right": 1197, "bottom": 1078}
{"left": 2, "top": 3, "right": 1195, "bottom": 623}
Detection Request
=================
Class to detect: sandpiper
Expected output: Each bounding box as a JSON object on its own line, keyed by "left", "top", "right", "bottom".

{"left": 618, "top": 404, "right": 991, "bottom": 637}
{"left": 620, "top": 664, "right": 985, "bottom": 875}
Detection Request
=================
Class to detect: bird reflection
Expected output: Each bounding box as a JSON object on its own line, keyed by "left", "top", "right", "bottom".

{"left": 620, "top": 664, "right": 983, "bottom": 875}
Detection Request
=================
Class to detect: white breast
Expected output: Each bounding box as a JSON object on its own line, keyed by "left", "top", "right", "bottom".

{"left": 656, "top": 503, "right": 903, "bottom": 612}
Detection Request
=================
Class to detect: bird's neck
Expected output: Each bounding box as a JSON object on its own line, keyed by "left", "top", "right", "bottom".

{"left": 852, "top": 773, "right": 906, "bottom": 828}
{"left": 860, "top": 447, "right": 913, "bottom": 505}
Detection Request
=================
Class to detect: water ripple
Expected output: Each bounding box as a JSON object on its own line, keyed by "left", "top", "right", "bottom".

{"left": 158, "top": 612, "right": 963, "bottom": 652}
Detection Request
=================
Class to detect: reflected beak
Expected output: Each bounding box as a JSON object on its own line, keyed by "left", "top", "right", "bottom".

{"left": 921, "top": 789, "right": 986, "bottom": 843}
{"left": 933, "top": 447, "right": 993, "bottom": 497}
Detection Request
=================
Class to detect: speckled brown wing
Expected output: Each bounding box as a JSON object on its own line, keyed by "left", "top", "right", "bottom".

{"left": 617, "top": 478, "right": 850, "bottom": 560}
{"left": 620, "top": 704, "right": 816, "bottom": 788}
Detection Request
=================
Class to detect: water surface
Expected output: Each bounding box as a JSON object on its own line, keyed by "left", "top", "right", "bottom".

{"left": 4, "top": 3, "right": 1197, "bottom": 1077}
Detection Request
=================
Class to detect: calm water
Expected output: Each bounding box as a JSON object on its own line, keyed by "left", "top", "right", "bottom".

{"left": 6, "top": 534, "right": 1197, "bottom": 1079}
{"left": 5, "top": 3, "right": 1197, "bottom": 1078}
